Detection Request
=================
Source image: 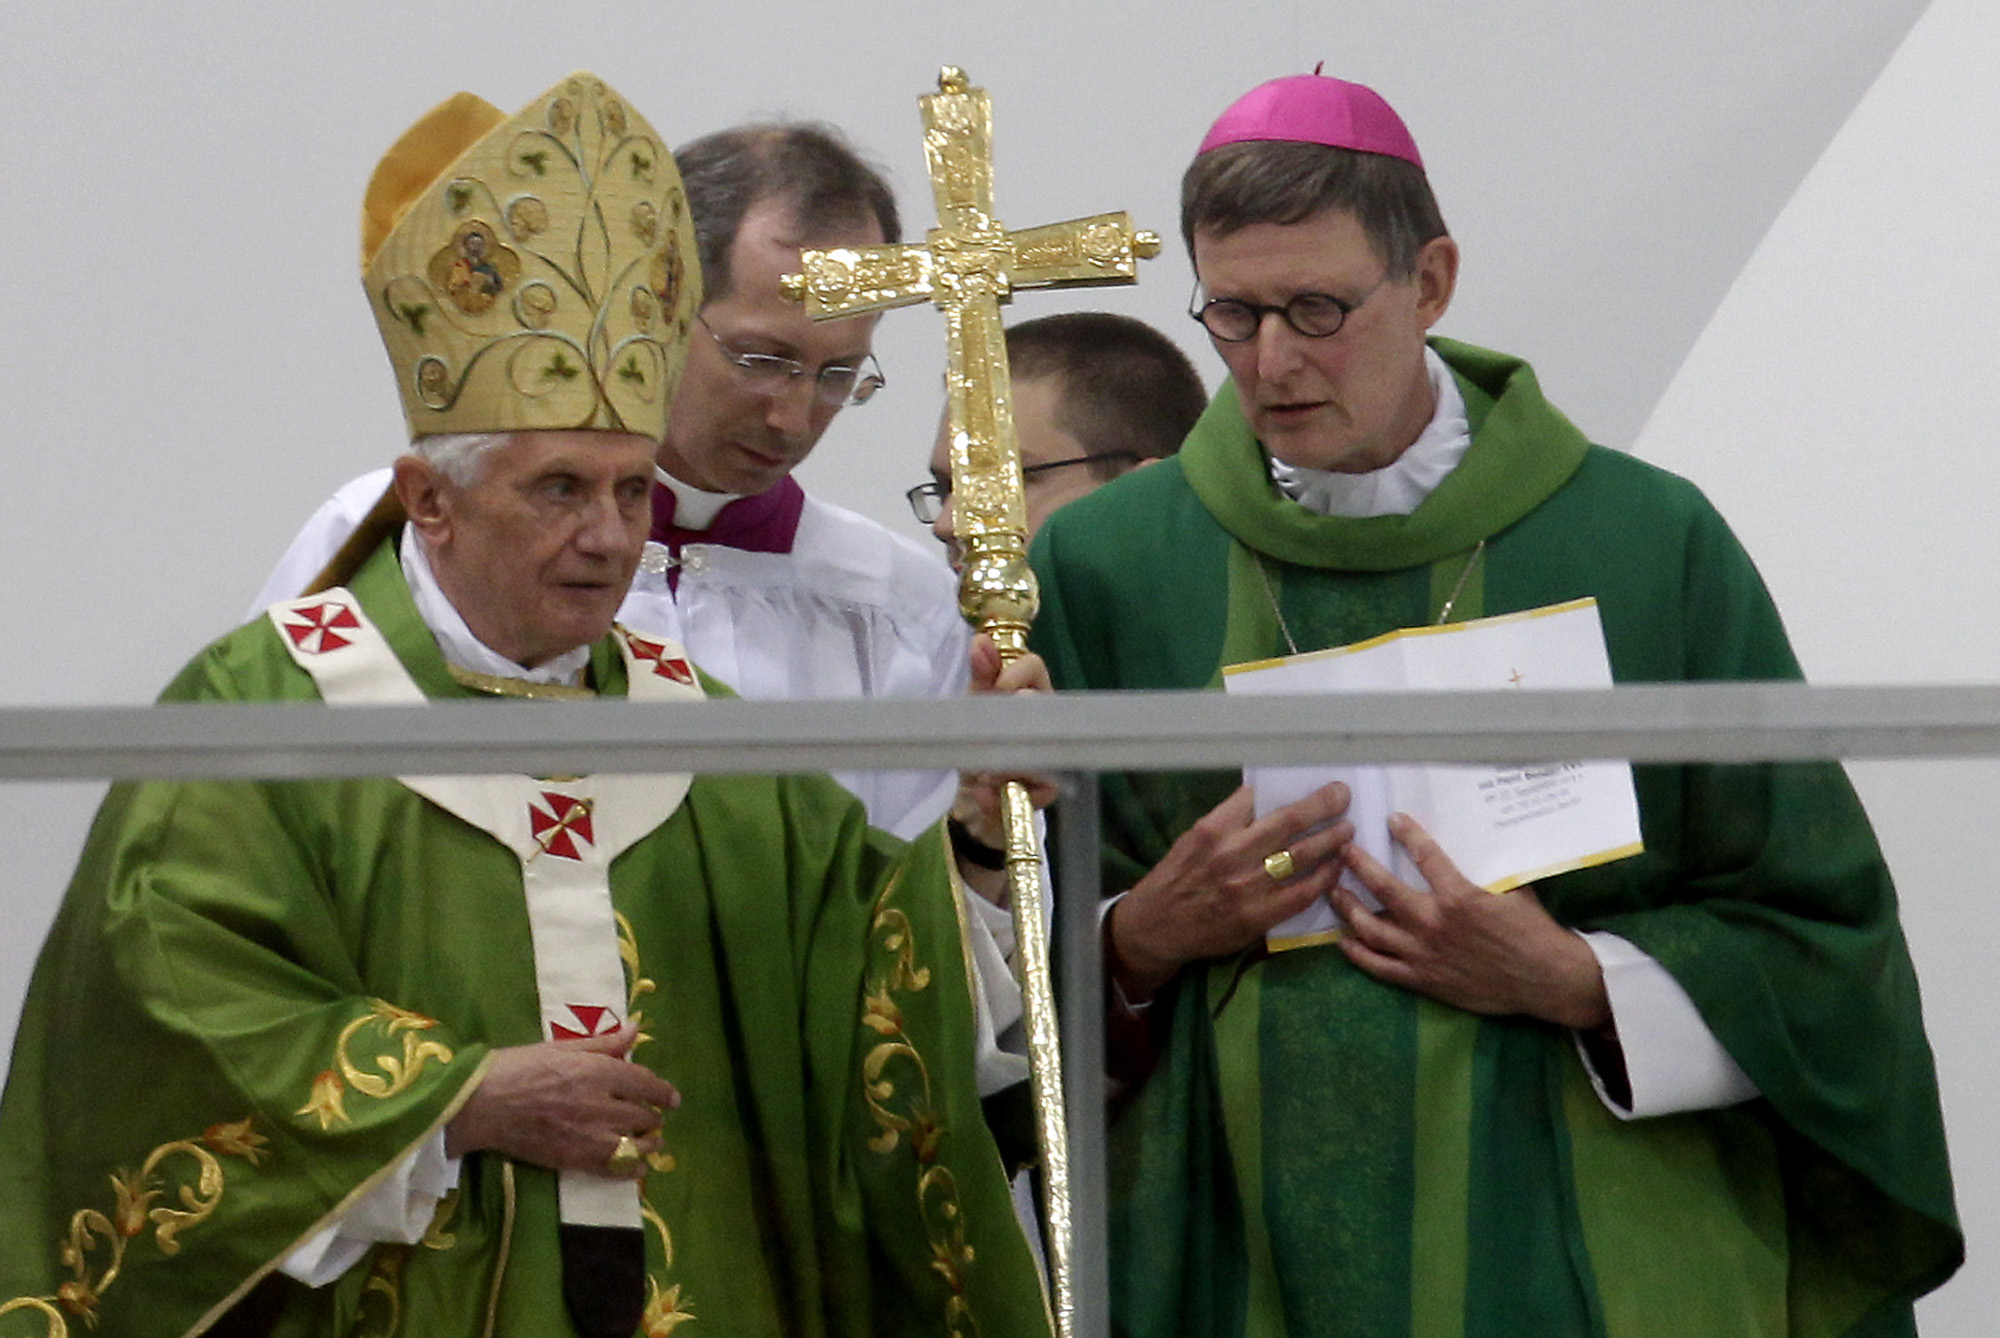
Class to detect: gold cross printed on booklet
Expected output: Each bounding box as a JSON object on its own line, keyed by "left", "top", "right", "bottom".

{"left": 784, "top": 67, "right": 1158, "bottom": 1338}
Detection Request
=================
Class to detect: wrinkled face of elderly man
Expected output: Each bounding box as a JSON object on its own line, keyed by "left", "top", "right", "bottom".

{"left": 395, "top": 430, "right": 657, "bottom": 668}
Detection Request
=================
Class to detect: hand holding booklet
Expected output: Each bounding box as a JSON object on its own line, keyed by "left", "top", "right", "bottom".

{"left": 1222, "top": 598, "right": 1643, "bottom": 951}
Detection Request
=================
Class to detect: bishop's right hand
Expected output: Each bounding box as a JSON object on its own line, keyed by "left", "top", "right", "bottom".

{"left": 1106, "top": 781, "right": 1355, "bottom": 1004}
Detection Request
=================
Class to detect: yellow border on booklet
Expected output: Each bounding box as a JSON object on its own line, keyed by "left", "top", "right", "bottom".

{"left": 1223, "top": 596, "right": 1601, "bottom": 677}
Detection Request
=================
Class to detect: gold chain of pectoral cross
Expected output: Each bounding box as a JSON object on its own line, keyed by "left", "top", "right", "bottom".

{"left": 783, "top": 67, "right": 1160, "bottom": 1338}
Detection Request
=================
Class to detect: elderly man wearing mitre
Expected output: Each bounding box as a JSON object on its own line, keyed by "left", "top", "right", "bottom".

{"left": 0, "top": 75, "right": 1052, "bottom": 1338}
{"left": 1030, "top": 72, "right": 1960, "bottom": 1336}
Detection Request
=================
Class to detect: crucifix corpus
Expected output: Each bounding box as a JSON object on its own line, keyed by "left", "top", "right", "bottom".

{"left": 782, "top": 65, "right": 1160, "bottom": 1337}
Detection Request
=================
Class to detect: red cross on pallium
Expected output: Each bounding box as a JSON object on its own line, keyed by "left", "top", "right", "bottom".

{"left": 550, "top": 1003, "right": 620, "bottom": 1041}
{"left": 283, "top": 602, "right": 362, "bottom": 654}
{"left": 528, "top": 792, "right": 595, "bottom": 861}
{"left": 625, "top": 634, "right": 697, "bottom": 686}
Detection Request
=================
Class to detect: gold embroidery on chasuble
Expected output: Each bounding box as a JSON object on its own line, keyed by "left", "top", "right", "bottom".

{"left": 0, "top": 1118, "right": 272, "bottom": 1333}
{"left": 345, "top": 1246, "right": 406, "bottom": 1338}
{"left": 0, "top": 1298, "right": 66, "bottom": 1338}
{"left": 421, "top": 1187, "right": 462, "bottom": 1250}
{"left": 296, "top": 1000, "right": 456, "bottom": 1133}
{"left": 616, "top": 914, "right": 695, "bottom": 1333}
{"left": 615, "top": 912, "right": 675, "bottom": 1178}
{"left": 639, "top": 1203, "right": 696, "bottom": 1335}
{"left": 338, "top": 1189, "right": 465, "bottom": 1338}
{"left": 444, "top": 662, "right": 598, "bottom": 701}
{"left": 861, "top": 869, "right": 980, "bottom": 1337}
{"left": 616, "top": 911, "right": 658, "bottom": 1028}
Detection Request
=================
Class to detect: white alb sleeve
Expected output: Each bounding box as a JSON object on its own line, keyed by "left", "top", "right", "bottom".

{"left": 1576, "top": 930, "right": 1760, "bottom": 1119}
{"left": 278, "top": 1130, "right": 461, "bottom": 1287}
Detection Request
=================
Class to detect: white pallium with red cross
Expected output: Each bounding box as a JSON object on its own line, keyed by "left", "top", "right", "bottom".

{"left": 271, "top": 593, "right": 704, "bottom": 1230}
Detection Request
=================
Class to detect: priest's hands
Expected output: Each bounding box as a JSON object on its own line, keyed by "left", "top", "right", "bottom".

{"left": 1335, "top": 813, "right": 1610, "bottom": 1030}
{"left": 1107, "top": 782, "right": 1354, "bottom": 1004}
{"left": 953, "top": 633, "right": 1059, "bottom": 906}
{"left": 445, "top": 1020, "right": 680, "bottom": 1179}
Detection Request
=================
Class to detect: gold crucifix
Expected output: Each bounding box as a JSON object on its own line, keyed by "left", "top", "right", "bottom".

{"left": 783, "top": 65, "right": 1160, "bottom": 649}
{"left": 783, "top": 66, "right": 1158, "bottom": 1338}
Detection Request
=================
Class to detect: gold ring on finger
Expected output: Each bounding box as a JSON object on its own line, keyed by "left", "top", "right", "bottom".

{"left": 1263, "top": 848, "right": 1297, "bottom": 882}
{"left": 606, "top": 1133, "right": 643, "bottom": 1176}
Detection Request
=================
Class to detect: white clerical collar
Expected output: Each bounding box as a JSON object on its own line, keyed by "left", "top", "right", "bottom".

{"left": 398, "top": 527, "right": 592, "bottom": 687}
{"left": 654, "top": 465, "right": 740, "bottom": 531}
{"left": 1270, "top": 345, "right": 1471, "bottom": 518}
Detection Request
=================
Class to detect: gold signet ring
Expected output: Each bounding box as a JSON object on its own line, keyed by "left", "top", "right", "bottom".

{"left": 1263, "top": 849, "right": 1297, "bottom": 882}
{"left": 606, "top": 1133, "right": 643, "bottom": 1176}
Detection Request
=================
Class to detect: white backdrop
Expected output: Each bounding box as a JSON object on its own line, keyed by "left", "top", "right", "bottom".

{"left": 1631, "top": 0, "right": 2000, "bottom": 1327}
{"left": 1, "top": 0, "right": 1991, "bottom": 1326}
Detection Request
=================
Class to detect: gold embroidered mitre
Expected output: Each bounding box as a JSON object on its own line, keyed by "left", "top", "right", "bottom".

{"left": 362, "top": 72, "right": 701, "bottom": 440}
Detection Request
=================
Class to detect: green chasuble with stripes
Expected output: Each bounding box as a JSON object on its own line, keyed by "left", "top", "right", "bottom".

{"left": 1027, "top": 339, "right": 1959, "bottom": 1338}
{"left": 0, "top": 538, "right": 1051, "bottom": 1338}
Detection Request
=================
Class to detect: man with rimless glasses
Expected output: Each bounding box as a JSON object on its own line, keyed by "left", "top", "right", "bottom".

{"left": 1028, "top": 71, "right": 1958, "bottom": 1336}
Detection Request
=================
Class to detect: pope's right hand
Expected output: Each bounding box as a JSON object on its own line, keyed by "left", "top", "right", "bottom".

{"left": 445, "top": 1020, "right": 680, "bottom": 1178}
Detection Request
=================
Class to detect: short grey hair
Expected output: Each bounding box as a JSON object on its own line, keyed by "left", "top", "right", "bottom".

{"left": 407, "top": 432, "right": 511, "bottom": 488}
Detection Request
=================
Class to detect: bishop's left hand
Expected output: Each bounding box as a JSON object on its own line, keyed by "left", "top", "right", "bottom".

{"left": 1335, "top": 813, "right": 1610, "bottom": 1031}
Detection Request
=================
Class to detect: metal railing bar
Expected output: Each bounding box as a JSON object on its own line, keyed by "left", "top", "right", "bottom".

{"left": 2, "top": 683, "right": 1998, "bottom": 781}
{"left": 1055, "top": 776, "right": 1108, "bottom": 1333}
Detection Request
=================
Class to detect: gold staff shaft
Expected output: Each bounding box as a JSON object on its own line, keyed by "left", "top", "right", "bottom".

{"left": 783, "top": 68, "right": 1158, "bottom": 1337}
{"left": 944, "top": 294, "right": 1077, "bottom": 1332}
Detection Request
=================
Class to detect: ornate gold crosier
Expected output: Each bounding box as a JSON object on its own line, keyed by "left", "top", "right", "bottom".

{"left": 784, "top": 67, "right": 1159, "bottom": 1338}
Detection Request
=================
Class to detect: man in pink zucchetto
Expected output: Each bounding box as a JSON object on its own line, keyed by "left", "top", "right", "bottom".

{"left": 1028, "top": 70, "right": 1959, "bottom": 1336}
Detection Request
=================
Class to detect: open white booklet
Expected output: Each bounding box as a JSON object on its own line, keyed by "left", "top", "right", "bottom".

{"left": 1222, "top": 597, "right": 1643, "bottom": 951}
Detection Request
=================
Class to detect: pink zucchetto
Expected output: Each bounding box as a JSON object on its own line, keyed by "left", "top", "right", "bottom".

{"left": 1197, "top": 69, "right": 1424, "bottom": 171}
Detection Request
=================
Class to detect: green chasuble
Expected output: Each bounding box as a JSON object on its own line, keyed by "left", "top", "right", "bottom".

{"left": 0, "top": 539, "right": 1051, "bottom": 1338}
{"left": 1028, "top": 339, "right": 1960, "bottom": 1338}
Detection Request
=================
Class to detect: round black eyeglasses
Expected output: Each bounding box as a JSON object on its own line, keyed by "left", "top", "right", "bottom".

{"left": 1187, "top": 277, "right": 1386, "bottom": 342}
